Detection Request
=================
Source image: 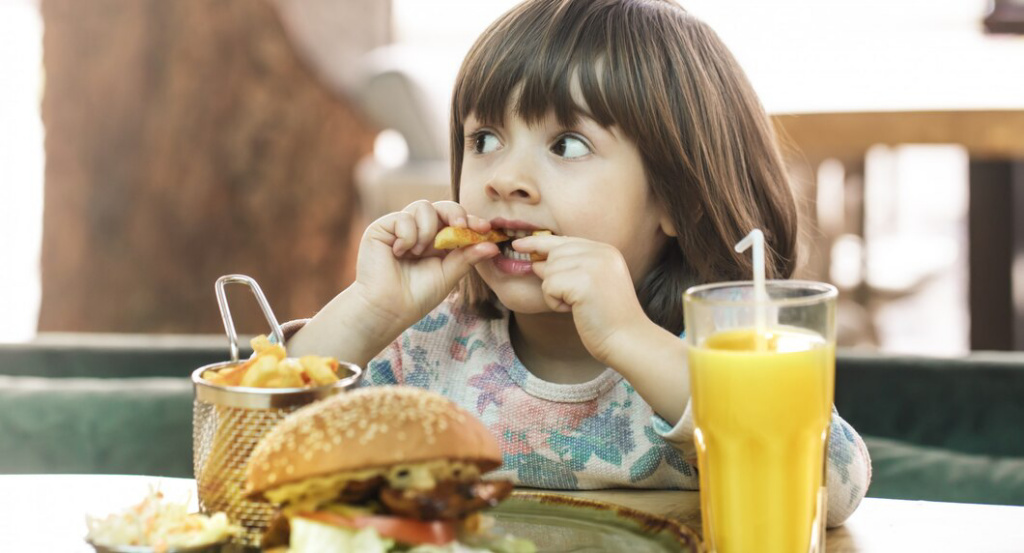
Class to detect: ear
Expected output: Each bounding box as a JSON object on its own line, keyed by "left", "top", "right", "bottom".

{"left": 658, "top": 212, "right": 678, "bottom": 238}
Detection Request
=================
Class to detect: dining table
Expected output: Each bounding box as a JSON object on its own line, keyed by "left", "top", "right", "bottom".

{"left": 3, "top": 473, "right": 1023, "bottom": 552}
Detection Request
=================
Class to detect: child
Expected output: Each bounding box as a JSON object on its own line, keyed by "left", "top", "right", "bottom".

{"left": 288, "top": 0, "right": 870, "bottom": 526}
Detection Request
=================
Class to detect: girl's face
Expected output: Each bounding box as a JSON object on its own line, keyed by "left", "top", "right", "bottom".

{"left": 459, "top": 102, "right": 673, "bottom": 315}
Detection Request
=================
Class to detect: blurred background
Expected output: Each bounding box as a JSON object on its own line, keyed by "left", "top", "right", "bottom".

{"left": 2, "top": 0, "right": 1024, "bottom": 355}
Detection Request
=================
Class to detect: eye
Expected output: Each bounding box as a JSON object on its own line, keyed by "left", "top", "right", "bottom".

{"left": 470, "top": 131, "right": 501, "bottom": 154}
{"left": 551, "top": 134, "right": 591, "bottom": 159}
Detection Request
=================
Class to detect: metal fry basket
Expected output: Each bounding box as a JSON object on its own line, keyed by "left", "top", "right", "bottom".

{"left": 191, "top": 274, "right": 362, "bottom": 547}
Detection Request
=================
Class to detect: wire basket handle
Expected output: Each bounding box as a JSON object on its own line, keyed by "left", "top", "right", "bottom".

{"left": 215, "top": 274, "right": 285, "bottom": 363}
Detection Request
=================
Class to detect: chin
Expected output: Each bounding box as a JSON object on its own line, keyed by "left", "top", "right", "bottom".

{"left": 495, "top": 296, "right": 553, "bottom": 315}
{"left": 483, "top": 280, "right": 552, "bottom": 315}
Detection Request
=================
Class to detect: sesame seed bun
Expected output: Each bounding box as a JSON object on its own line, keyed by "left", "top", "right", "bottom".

{"left": 245, "top": 386, "right": 503, "bottom": 498}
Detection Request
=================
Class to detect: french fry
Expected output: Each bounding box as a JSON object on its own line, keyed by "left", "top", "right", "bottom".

{"left": 301, "top": 356, "right": 341, "bottom": 386}
{"left": 202, "top": 361, "right": 250, "bottom": 387}
{"left": 529, "top": 230, "right": 552, "bottom": 261}
{"left": 202, "top": 335, "right": 342, "bottom": 389}
{"left": 433, "top": 227, "right": 510, "bottom": 250}
{"left": 239, "top": 355, "right": 283, "bottom": 387}
{"left": 251, "top": 335, "right": 286, "bottom": 360}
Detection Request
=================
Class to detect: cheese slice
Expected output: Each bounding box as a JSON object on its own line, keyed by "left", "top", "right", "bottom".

{"left": 265, "top": 459, "right": 482, "bottom": 514}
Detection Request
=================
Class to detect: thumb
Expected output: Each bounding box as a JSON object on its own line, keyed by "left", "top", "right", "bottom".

{"left": 440, "top": 243, "right": 498, "bottom": 285}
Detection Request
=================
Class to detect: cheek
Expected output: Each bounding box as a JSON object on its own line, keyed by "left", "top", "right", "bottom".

{"left": 563, "top": 196, "right": 652, "bottom": 247}
{"left": 589, "top": 208, "right": 666, "bottom": 276}
{"left": 457, "top": 171, "right": 487, "bottom": 208}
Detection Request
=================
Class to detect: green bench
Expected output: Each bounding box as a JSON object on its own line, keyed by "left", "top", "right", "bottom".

{"left": 2, "top": 335, "right": 1022, "bottom": 506}
{"left": 834, "top": 351, "right": 1024, "bottom": 505}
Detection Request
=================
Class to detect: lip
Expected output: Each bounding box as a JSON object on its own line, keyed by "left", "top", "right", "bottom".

{"left": 491, "top": 254, "right": 536, "bottom": 276}
{"left": 489, "top": 218, "right": 543, "bottom": 232}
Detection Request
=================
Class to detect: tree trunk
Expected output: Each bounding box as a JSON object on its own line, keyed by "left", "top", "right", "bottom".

{"left": 39, "top": 0, "right": 380, "bottom": 335}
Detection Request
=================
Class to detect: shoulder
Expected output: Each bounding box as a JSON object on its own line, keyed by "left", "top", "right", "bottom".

{"left": 362, "top": 296, "right": 506, "bottom": 388}
{"left": 376, "top": 296, "right": 505, "bottom": 361}
{"left": 407, "top": 296, "right": 492, "bottom": 335}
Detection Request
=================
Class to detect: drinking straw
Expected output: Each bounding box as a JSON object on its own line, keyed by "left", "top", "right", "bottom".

{"left": 735, "top": 229, "right": 768, "bottom": 351}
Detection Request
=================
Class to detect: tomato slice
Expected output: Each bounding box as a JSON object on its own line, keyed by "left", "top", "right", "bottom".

{"left": 296, "top": 512, "right": 457, "bottom": 546}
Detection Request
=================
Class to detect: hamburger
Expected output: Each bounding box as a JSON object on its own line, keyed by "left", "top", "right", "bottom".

{"left": 245, "top": 386, "right": 533, "bottom": 552}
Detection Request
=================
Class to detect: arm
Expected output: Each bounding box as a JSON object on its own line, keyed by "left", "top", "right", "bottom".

{"left": 287, "top": 200, "right": 498, "bottom": 366}
{"left": 602, "top": 319, "right": 690, "bottom": 426}
{"left": 287, "top": 284, "right": 406, "bottom": 368}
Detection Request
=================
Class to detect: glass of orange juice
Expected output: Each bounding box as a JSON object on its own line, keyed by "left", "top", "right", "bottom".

{"left": 683, "top": 280, "right": 837, "bottom": 553}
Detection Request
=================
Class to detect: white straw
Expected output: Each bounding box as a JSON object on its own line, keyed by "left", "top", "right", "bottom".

{"left": 735, "top": 229, "right": 768, "bottom": 350}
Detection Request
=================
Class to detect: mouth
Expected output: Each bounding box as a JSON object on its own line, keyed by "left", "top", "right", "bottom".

{"left": 487, "top": 219, "right": 553, "bottom": 263}
{"left": 490, "top": 228, "right": 552, "bottom": 262}
{"left": 498, "top": 230, "right": 532, "bottom": 261}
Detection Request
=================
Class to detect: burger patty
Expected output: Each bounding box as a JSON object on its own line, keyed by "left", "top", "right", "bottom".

{"left": 337, "top": 475, "right": 387, "bottom": 503}
{"left": 379, "top": 480, "right": 515, "bottom": 520}
{"left": 276, "top": 476, "right": 514, "bottom": 524}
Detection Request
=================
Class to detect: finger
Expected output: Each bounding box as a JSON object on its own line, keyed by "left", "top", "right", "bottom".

{"left": 432, "top": 201, "right": 469, "bottom": 228}
{"left": 530, "top": 249, "right": 583, "bottom": 280}
{"left": 531, "top": 260, "right": 547, "bottom": 279}
{"left": 540, "top": 275, "right": 574, "bottom": 313}
{"left": 512, "top": 233, "right": 565, "bottom": 258}
{"left": 367, "top": 211, "right": 409, "bottom": 248}
{"left": 408, "top": 201, "right": 440, "bottom": 256}
{"left": 466, "top": 214, "right": 493, "bottom": 234}
{"left": 439, "top": 242, "right": 500, "bottom": 286}
{"left": 392, "top": 212, "right": 419, "bottom": 257}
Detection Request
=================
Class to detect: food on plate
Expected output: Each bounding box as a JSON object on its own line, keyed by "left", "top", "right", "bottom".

{"left": 201, "top": 334, "right": 342, "bottom": 388}
{"left": 85, "top": 488, "right": 238, "bottom": 552}
{"left": 434, "top": 227, "right": 552, "bottom": 261}
{"left": 245, "top": 386, "right": 535, "bottom": 552}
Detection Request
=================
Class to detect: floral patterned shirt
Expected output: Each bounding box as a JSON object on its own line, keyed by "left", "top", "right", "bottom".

{"left": 354, "top": 297, "right": 871, "bottom": 526}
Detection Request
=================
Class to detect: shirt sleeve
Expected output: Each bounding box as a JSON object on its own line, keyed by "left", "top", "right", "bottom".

{"left": 823, "top": 408, "right": 872, "bottom": 527}
{"left": 361, "top": 340, "right": 404, "bottom": 387}
{"left": 651, "top": 406, "right": 871, "bottom": 528}
{"left": 650, "top": 400, "right": 697, "bottom": 462}
{"left": 280, "top": 319, "right": 309, "bottom": 342}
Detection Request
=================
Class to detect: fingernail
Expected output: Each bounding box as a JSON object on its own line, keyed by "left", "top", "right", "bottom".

{"left": 453, "top": 217, "right": 467, "bottom": 227}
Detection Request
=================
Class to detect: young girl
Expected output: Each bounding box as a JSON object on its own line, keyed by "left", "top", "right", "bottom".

{"left": 288, "top": 0, "right": 870, "bottom": 526}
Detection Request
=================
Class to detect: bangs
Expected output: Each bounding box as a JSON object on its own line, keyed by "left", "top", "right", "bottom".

{"left": 453, "top": 0, "right": 642, "bottom": 134}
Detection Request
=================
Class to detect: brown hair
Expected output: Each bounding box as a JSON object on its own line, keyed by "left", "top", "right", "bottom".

{"left": 450, "top": 0, "right": 797, "bottom": 334}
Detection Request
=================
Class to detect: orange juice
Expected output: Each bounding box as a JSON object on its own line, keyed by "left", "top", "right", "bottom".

{"left": 689, "top": 327, "right": 834, "bottom": 553}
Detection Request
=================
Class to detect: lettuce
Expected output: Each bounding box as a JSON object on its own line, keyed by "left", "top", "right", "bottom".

{"left": 289, "top": 517, "right": 396, "bottom": 553}
{"left": 286, "top": 515, "right": 536, "bottom": 553}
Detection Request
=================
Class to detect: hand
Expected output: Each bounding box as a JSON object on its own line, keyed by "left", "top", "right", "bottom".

{"left": 353, "top": 200, "right": 499, "bottom": 334}
{"left": 512, "top": 235, "right": 651, "bottom": 365}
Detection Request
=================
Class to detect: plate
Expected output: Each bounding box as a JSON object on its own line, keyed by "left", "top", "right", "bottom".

{"left": 490, "top": 492, "right": 701, "bottom": 552}
{"left": 87, "top": 540, "right": 229, "bottom": 553}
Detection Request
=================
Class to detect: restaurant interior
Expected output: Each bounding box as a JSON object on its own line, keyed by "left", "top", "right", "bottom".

{"left": 1, "top": 0, "right": 1024, "bottom": 551}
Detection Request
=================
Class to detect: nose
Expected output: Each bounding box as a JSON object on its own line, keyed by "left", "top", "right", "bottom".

{"left": 485, "top": 155, "right": 540, "bottom": 203}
